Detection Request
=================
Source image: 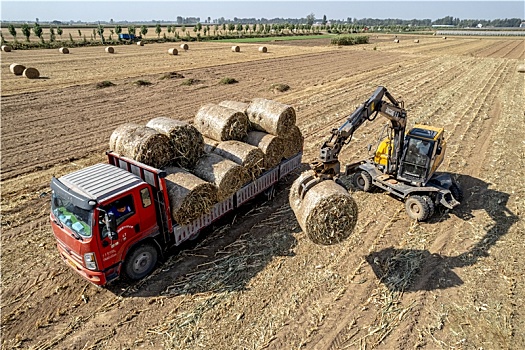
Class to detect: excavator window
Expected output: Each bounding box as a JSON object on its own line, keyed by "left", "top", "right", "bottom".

{"left": 400, "top": 137, "right": 434, "bottom": 181}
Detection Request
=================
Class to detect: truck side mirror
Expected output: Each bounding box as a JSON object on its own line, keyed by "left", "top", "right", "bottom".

{"left": 105, "top": 213, "right": 118, "bottom": 240}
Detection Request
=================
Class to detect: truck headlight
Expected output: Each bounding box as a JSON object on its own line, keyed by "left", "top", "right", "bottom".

{"left": 84, "top": 252, "right": 98, "bottom": 271}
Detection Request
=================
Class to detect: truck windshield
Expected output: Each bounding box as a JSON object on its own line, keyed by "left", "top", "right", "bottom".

{"left": 51, "top": 192, "right": 93, "bottom": 238}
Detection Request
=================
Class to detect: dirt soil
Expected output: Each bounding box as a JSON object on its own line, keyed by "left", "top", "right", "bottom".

{"left": 1, "top": 36, "right": 524, "bottom": 349}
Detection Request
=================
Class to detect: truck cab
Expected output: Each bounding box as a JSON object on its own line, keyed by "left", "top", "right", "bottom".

{"left": 50, "top": 162, "right": 164, "bottom": 285}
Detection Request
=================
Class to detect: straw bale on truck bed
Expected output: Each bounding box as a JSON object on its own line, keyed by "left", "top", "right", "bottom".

{"left": 244, "top": 131, "right": 284, "bottom": 169}
{"left": 289, "top": 171, "right": 358, "bottom": 245}
{"left": 109, "top": 123, "right": 173, "bottom": 169}
{"left": 194, "top": 104, "right": 249, "bottom": 142}
{"left": 281, "top": 125, "right": 304, "bottom": 159}
{"left": 146, "top": 117, "right": 204, "bottom": 169}
{"left": 212, "top": 140, "right": 265, "bottom": 178}
{"left": 193, "top": 153, "right": 249, "bottom": 200}
{"left": 165, "top": 167, "right": 218, "bottom": 224}
{"left": 246, "top": 98, "right": 296, "bottom": 136}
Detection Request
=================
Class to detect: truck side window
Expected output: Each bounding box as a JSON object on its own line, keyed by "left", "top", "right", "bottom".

{"left": 140, "top": 188, "right": 152, "bottom": 208}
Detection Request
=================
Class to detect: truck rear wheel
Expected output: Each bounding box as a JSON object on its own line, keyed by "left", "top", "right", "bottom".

{"left": 123, "top": 244, "right": 158, "bottom": 280}
{"left": 405, "top": 195, "right": 431, "bottom": 221}
{"left": 353, "top": 171, "right": 373, "bottom": 192}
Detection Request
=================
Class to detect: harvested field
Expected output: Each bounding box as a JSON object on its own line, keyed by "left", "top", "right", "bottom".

{"left": 1, "top": 36, "right": 524, "bottom": 350}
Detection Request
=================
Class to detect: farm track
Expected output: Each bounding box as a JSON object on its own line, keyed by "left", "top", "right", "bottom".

{"left": 1, "top": 37, "right": 524, "bottom": 350}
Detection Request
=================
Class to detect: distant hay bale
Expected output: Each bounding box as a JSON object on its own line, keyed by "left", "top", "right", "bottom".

{"left": 9, "top": 63, "right": 25, "bottom": 75}
{"left": 393, "top": 39, "right": 399, "bottom": 43}
{"left": 59, "top": 47, "right": 69, "bottom": 54}
{"left": 246, "top": 98, "right": 296, "bottom": 136}
{"left": 231, "top": 45, "right": 240, "bottom": 52}
{"left": 168, "top": 48, "right": 178, "bottom": 55}
{"left": 289, "top": 171, "right": 358, "bottom": 245}
{"left": 105, "top": 46, "right": 115, "bottom": 53}
{"left": 194, "top": 104, "right": 249, "bottom": 142}
{"left": 258, "top": 46, "right": 268, "bottom": 53}
{"left": 1, "top": 45, "right": 12, "bottom": 52}
{"left": 244, "top": 131, "right": 284, "bottom": 169}
{"left": 443, "top": 36, "right": 447, "bottom": 39}
{"left": 281, "top": 125, "right": 304, "bottom": 159}
{"left": 180, "top": 43, "right": 189, "bottom": 50}
{"left": 203, "top": 137, "right": 219, "bottom": 153}
{"left": 23, "top": 67, "right": 40, "bottom": 79}
{"left": 109, "top": 124, "right": 173, "bottom": 169}
{"left": 212, "top": 140, "right": 265, "bottom": 178}
{"left": 218, "top": 100, "right": 249, "bottom": 114}
{"left": 165, "top": 167, "right": 218, "bottom": 224}
{"left": 414, "top": 39, "right": 419, "bottom": 43}
{"left": 193, "top": 153, "right": 249, "bottom": 200}
{"left": 517, "top": 64, "right": 525, "bottom": 73}
{"left": 146, "top": 117, "right": 204, "bottom": 169}
{"left": 137, "top": 41, "right": 144, "bottom": 46}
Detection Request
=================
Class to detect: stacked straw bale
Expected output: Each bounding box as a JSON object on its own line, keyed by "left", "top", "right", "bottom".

{"left": 246, "top": 98, "right": 296, "bottom": 136}
{"left": 289, "top": 171, "right": 358, "bottom": 245}
{"left": 281, "top": 125, "right": 304, "bottom": 159}
{"left": 165, "top": 167, "right": 218, "bottom": 224}
{"left": 194, "top": 104, "right": 249, "bottom": 142}
{"left": 203, "top": 137, "right": 219, "bottom": 153}
{"left": 168, "top": 48, "right": 178, "bottom": 55}
{"left": 105, "top": 46, "right": 115, "bottom": 53}
{"left": 2, "top": 45, "right": 12, "bottom": 52}
{"left": 146, "top": 117, "right": 204, "bottom": 169}
{"left": 59, "top": 47, "right": 69, "bottom": 54}
{"left": 109, "top": 123, "right": 173, "bottom": 169}
{"left": 23, "top": 68, "right": 40, "bottom": 79}
{"left": 212, "top": 140, "right": 265, "bottom": 178}
{"left": 10, "top": 63, "right": 25, "bottom": 75}
{"left": 244, "top": 131, "right": 284, "bottom": 169}
{"left": 193, "top": 153, "right": 249, "bottom": 200}
{"left": 218, "top": 101, "right": 249, "bottom": 114}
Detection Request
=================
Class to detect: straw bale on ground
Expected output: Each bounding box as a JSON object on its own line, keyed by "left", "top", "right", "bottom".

{"left": 146, "top": 117, "right": 204, "bottom": 169}
{"left": 289, "top": 171, "right": 358, "bottom": 245}
{"left": 109, "top": 124, "right": 173, "bottom": 168}
{"left": 259, "top": 46, "right": 268, "bottom": 53}
{"left": 193, "top": 153, "right": 249, "bottom": 200}
{"left": 246, "top": 98, "right": 296, "bottom": 136}
{"left": 168, "top": 48, "right": 178, "bottom": 55}
{"left": 2, "top": 45, "right": 12, "bottom": 52}
{"left": 165, "top": 167, "right": 218, "bottom": 224}
{"left": 23, "top": 68, "right": 40, "bottom": 79}
{"left": 105, "top": 46, "right": 115, "bottom": 53}
{"left": 244, "top": 131, "right": 284, "bottom": 168}
{"left": 59, "top": 47, "right": 69, "bottom": 54}
{"left": 194, "top": 104, "right": 249, "bottom": 142}
{"left": 231, "top": 45, "right": 240, "bottom": 52}
{"left": 517, "top": 64, "right": 525, "bottom": 73}
{"left": 281, "top": 125, "right": 304, "bottom": 158}
{"left": 212, "top": 140, "right": 265, "bottom": 178}
{"left": 180, "top": 43, "right": 189, "bottom": 50}
{"left": 9, "top": 63, "right": 25, "bottom": 75}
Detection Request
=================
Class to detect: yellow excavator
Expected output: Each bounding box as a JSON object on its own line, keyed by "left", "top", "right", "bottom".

{"left": 298, "top": 86, "right": 461, "bottom": 221}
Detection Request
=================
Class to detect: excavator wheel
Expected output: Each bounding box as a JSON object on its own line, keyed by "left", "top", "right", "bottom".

{"left": 353, "top": 170, "right": 373, "bottom": 192}
{"left": 422, "top": 195, "right": 435, "bottom": 219}
{"left": 405, "top": 195, "right": 431, "bottom": 221}
{"left": 449, "top": 181, "right": 463, "bottom": 203}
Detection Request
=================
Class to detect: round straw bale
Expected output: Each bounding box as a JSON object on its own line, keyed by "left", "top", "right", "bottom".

{"left": 194, "top": 104, "right": 249, "bottom": 142}
{"left": 413, "top": 39, "right": 419, "bottom": 43}
{"left": 231, "top": 45, "right": 240, "bottom": 52}
{"left": 246, "top": 98, "right": 296, "bottom": 136}
{"left": 244, "top": 131, "right": 284, "bottom": 169}
{"left": 146, "top": 117, "right": 204, "bottom": 169}
{"left": 105, "top": 46, "right": 115, "bottom": 53}
{"left": 137, "top": 41, "right": 144, "bottom": 46}
{"left": 203, "top": 137, "right": 220, "bottom": 153}
{"left": 193, "top": 153, "right": 249, "bottom": 200}
{"left": 180, "top": 43, "right": 189, "bottom": 50}
{"left": 1, "top": 45, "right": 12, "bottom": 52}
{"left": 393, "top": 39, "right": 399, "bottom": 43}
{"left": 109, "top": 124, "right": 173, "bottom": 168}
{"left": 165, "top": 167, "right": 219, "bottom": 224}
{"left": 213, "top": 140, "right": 265, "bottom": 178}
{"left": 258, "top": 46, "right": 268, "bottom": 53}
{"left": 23, "top": 67, "right": 40, "bottom": 79}
{"left": 9, "top": 63, "right": 25, "bottom": 75}
{"left": 168, "top": 48, "right": 178, "bottom": 55}
{"left": 442, "top": 36, "right": 447, "bottom": 39}
{"left": 218, "top": 101, "right": 249, "bottom": 115}
{"left": 517, "top": 64, "right": 525, "bottom": 73}
{"left": 281, "top": 125, "right": 304, "bottom": 159}
{"left": 289, "top": 171, "right": 358, "bottom": 245}
{"left": 59, "top": 47, "right": 69, "bottom": 54}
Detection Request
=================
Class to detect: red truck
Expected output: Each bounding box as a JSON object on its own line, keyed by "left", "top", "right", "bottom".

{"left": 50, "top": 151, "right": 302, "bottom": 286}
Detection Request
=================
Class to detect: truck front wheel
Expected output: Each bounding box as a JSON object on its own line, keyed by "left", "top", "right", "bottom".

{"left": 123, "top": 244, "right": 158, "bottom": 280}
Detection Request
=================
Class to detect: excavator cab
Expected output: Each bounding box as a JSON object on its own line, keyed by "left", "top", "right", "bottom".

{"left": 397, "top": 125, "right": 446, "bottom": 186}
